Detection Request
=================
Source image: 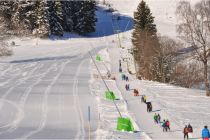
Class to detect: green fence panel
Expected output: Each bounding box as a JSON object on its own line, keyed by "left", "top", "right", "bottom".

{"left": 105, "top": 91, "right": 116, "bottom": 100}
{"left": 96, "top": 55, "right": 102, "bottom": 61}
{"left": 116, "top": 117, "right": 134, "bottom": 132}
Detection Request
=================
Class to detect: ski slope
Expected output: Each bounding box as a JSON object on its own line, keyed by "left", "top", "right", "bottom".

{"left": 0, "top": 0, "right": 208, "bottom": 139}
{"left": 102, "top": 0, "right": 209, "bottom": 139}
{"left": 0, "top": 38, "right": 104, "bottom": 139}
{"left": 107, "top": 42, "right": 209, "bottom": 139}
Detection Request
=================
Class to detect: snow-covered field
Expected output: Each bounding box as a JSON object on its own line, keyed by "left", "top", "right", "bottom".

{"left": 0, "top": 37, "right": 106, "bottom": 139}
{"left": 0, "top": 0, "right": 209, "bottom": 139}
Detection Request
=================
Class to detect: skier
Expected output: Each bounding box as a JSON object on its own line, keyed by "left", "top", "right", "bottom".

{"left": 149, "top": 102, "right": 152, "bottom": 112}
{"left": 121, "top": 74, "right": 124, "bottom": 80}
{"left": 126, "top": 76, "right": 129, "bottom": 81}
{"left": 147, "top": 102, "right": 152, "bottom": 112}
{"left": 202, "top": 126, "right": 210, "bottom": 140}
{"left": 146, "top": 102, "right": 150, "bottom": 112}
{"left": 162, "top": 120, "right": 167, "bottom": 132}
{"left": 143, "top": 95, "right": 147, "bottom": 103}
{"left": 119, "top": 67, "right": 122, "bottom": 73}
{"left": 183, "top": 125, "right": 189, "bottom": 139}
{"left": 157, "top": 114, "right": 161, "bottom": 123}
{"left": 188, "top": 123, "right": 193, "bottom": 138}
{"left": 127, "top": 84, "right": 130, "bottom": 90}
{"left": 141, "top": 95, "right": 144, "bottom": 103}
{"left": 123, "top": 74, "right": 126, "bottom": 80}
{"left": 119, "top": 60, "right": 121, "bottom": 67}
{"left": 125, "top": 84, "right": 128, "bottom": 91}
{"left": 166, "top": 120, "right": 170, "bottom": 131}
{"left": 133, "top": 89, "right": 139, "bottom": 96}
{"left": 153, "top": 113, "right": 158, "bottom": 124}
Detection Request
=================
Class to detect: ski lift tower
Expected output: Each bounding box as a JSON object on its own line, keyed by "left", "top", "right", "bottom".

{"left": 116, "top": 30, "right": 122, "bottom": 48}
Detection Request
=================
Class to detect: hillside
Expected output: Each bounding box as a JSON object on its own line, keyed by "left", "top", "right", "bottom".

{"left": 0, "top": 0, "right": 208, "bottom": 139}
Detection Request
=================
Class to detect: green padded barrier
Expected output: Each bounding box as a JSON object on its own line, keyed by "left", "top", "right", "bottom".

{"left": 116, "top": 117, "right": 134, "bottom": 132}
{"left": 105, "top": 91, "right": 116, "bottom": 100}
{"left": 96, "top": 55, "right": 102, "bottom": 61}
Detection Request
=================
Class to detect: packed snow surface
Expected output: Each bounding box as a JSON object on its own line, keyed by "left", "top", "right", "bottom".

{"left": 0, "top": 0, "right": 209, "bottom": 139}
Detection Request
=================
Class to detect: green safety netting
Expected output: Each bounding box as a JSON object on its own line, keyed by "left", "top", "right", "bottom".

{"left": 116, "top": 117, "right": 134, "bottom": 132}
{"left": 105, "top": 91, "right": 116, "bottom": 100}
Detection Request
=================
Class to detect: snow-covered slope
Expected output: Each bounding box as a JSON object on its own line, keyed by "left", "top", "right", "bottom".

{"left": 0, "top": 0, "right": 208, "bottom": 139}
{"left": 105, "top": 0, "right": 201, "bottom": 38}
{"left": 103, "top": 0, "right": 209, "bottom": 139}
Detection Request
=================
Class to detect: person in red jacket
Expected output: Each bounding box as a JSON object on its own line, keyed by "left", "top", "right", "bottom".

{"left": 166, "top": 120, "right": 170, "bottom": 131}
{"left": 183, "top": 125, "right": 189, "bottom": 139}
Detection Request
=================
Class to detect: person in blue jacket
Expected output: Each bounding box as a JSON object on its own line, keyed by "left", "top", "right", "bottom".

{"left": 202, "top": 126, "right": 210, "bottom": 140}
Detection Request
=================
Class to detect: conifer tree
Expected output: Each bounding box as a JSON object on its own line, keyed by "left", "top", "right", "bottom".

{"left": 73, "top": 0, "right": 96, "bottom": 35}
{"left": 132, "top": 0, "right": 159, "bottom": 80}
{"left": 83, "top": 1, "right": 97, "bottom": 33}
{"left": 33, "top": 1, "right": 49, "bottom": 37}
{"left": 47, "top": 1, "right": 63, "bottom": 36}
{"left": 60, "top": 1, "right": 74, "bottom": 32}
{"left": 12, "top": 0, "right": 36, "bottom": 33}
{"left": 0, "top": 0, "right": 97, "bottom": 37}
{"left": 0, "top": 1, "right": 18, "bottom": 30}
{"left": 73, "top": 1, "right": 86, "bottom": 35}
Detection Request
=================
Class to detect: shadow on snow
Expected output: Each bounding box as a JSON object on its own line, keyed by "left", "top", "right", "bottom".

{"left": 6, "top": 55, "right": 77, "bottom": 63}
{"left": 88, "top": 6, "right": 134, "bottom": 38}
{"left": 49, "top": 6, "right": 133, "bottom": 40}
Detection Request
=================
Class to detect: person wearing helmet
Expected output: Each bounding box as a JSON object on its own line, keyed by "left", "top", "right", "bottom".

{"left": 202, "top": 126, "right": 210, "bottom": 140}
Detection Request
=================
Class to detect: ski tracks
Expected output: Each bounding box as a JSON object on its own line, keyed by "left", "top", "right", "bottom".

{"left": 0, "top": 63, "right": 42, "bottom": 111}
{"left": 0, "top": 62, "right": 44, "bottom": 135}
{"left": 2, "top": 62, "right": 56, "bottom": 134}
{"left": 0, "top": 54, "right": 88, "bottom": 139}
{"left": 73, "top": 60, "right": 86, "bottom": 140}
{"left": 21, "top": 60, "right": 70, "bottom": 139}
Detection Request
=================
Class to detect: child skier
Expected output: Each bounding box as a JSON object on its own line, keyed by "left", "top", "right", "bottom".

{"left": 157, "top": 114, "right": 161, "bottom": 123}
{"left": 166, "top": 120, "right": 170, "bottom": 131}
{"left": 162, "top": 120, "right": 167, "bottom": 132}
{"left": 154, "top": 113, "right": 158, "bottom": 124}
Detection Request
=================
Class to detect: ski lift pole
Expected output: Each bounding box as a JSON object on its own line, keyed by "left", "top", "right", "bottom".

{"left": 89, "top": 51, "right": 122, "bottom": 118}
{"left": 88, "top": 106, "right": 91, "bottom": 140}
{"left": 123, "top": 57, "right": 130, "bottom": 73}
{"left": 116, "top": 30, "right": 122, "bottom": 48}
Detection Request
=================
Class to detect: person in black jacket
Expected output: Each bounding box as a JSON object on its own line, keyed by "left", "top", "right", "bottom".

{"left": 188, "top": 124, "right": 193, "bottom": 138}
{"left": 146, "top": 102, "right": 152, "bottom": 112}
{"left": 188, "top": 124, "right": 193, "bottom": 133}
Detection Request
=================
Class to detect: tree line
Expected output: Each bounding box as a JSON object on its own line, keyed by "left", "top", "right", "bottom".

{"left": 0, "top": 0, "right": 96, "bottom": 37}
{"left": 132, "top": 0, "right": 210, "bottom": 96}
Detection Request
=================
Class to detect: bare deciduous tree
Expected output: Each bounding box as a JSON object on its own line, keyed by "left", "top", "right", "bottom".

{"left": 152, "top": 36, "right": 179, "bottom": 83}
{"left": 176, "top": 0, "right": 210, "bottom": 96}
{"left": 173, "top": 62, "right": 203, "bottom": 88}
